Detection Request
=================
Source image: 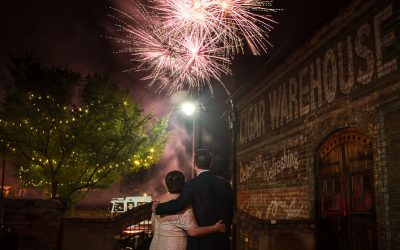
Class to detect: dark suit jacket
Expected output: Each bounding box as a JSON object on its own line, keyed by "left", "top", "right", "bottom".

{"left": 156, "top": 171, "right": 234, "bottom": 250}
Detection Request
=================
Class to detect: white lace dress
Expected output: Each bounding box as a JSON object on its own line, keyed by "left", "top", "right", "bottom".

{"left": 149, "top": 207, "right": 197, "bottom": 250}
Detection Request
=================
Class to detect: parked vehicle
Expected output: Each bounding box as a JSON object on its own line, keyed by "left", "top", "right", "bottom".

{"left": 108, "top": 195, "right": 152, "bottom": 215}
{"left": 109, "top": 195, "right": 153, "bottom": 236}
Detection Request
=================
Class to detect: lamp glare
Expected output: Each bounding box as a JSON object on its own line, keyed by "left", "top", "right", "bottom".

{"left": 181, "top": 102, "right": 195, "bottom": 116}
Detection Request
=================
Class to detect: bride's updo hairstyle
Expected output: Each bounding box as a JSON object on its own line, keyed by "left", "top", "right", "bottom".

{"left": 165, "top": 170, "right": 185, "bottom": 194}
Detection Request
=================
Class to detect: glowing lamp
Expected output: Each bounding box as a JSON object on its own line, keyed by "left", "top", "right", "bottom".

{"left": 181, "top": 102, "right": 196, "bottom": 116}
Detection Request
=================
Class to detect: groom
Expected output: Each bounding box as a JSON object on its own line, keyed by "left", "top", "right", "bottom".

{"left": 153, "top": 149, "right": 234, "bottom": 250}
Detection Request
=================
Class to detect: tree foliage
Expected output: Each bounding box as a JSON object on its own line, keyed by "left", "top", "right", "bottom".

{"left": 0, "top": 55, "right": 169, "bottom": 206}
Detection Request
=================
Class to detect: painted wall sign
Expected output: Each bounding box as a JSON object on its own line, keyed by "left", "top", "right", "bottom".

{"left": 237, "top": 187, "right": 309, "bottom": 220}
{"left": 239, "top": 4, "right": 399, "bottom": 145}
{"left": 239, "top": 148, "right": 300, "bottom": 184}
{"left": 238, "top": 135, "right": 307, "bottom": 185}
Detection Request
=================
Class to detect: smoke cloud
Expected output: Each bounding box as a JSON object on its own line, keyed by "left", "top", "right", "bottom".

{"left": 79, "top": 96, "right": 194, "bottom": 206}
{"left": 141, "top": 119, "right": 193, "bottom": 198}
{"left": 0, "top": 0, "right": 195, "bottom": 207}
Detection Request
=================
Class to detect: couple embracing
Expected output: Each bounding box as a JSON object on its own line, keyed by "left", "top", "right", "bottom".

{"left": 150, "top": 149, "right": 234, "bottom": 250}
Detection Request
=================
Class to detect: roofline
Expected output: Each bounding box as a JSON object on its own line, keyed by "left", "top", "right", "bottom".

{"left": 226, "top": 0, "right": 349, "bottom": 104}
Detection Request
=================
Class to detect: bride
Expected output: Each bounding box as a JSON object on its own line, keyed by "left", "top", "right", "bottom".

{"left": 149, "top": 170, "right": 225, "bottom": 250}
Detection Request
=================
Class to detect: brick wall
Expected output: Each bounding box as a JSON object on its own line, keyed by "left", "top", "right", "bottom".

{"left": 380, "top": 100, "right": 400, "bottom": 250}
{"left": 0, "top": 198, "right": 64, "bottom": 250}
{"left": 231, "top": 0, "right": 400, "bottom": 249}
{"left": 61, "top": 202, "right": 151, "bottom": 250}
{"left": 234, "top": 211, "right": 315, "bottom": 250}
{"left": 0, "top": 199, "right": 152, "bottom": 250}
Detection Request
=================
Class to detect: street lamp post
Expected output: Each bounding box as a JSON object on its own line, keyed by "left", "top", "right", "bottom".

{"left": 0, "top": 159, "right": 5, "bottom": 200}
{"left": 0, "top": 158, "right": 5, "bottom": 224}
{"left": 191, "top": 112, "right": 195, "bottom": 179}
{"left": 181, "top": 101, "right": 197, "bottom": 178}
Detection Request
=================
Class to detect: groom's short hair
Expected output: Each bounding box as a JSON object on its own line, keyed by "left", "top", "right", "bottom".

{"left": 194, "top": 149, "right": 212, "bottom": 170}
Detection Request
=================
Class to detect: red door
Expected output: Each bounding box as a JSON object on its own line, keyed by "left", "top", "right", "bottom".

{"left": 317, "top": 129, "right": 377, "bottom": 250}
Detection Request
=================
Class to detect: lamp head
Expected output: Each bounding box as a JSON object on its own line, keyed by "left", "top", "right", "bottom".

{"left": 181, "top": 102, "right": 195, "bottom": 116}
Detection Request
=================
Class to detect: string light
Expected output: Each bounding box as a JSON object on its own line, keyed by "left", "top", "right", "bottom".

{"left": 1, "top": 81, "right": 168, "bottom": 202}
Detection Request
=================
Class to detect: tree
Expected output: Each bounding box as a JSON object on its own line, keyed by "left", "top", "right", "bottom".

{"left": 0, "top": 55, "right": 169, "bottom": 208}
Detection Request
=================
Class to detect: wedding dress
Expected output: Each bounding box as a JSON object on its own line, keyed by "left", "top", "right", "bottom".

{"left": 149, "top": 207, "right": 197, "bottom": 250}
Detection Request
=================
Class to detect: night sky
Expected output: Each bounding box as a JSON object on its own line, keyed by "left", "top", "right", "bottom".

{"left": 0, "top": 0, "right": 346, "bottom": 203}
{"left": 0, "top": 0, "right": 345, "bottom": 95}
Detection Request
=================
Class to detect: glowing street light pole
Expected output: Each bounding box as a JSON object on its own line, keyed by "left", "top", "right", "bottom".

{"left": 181, "top": 101, "right": 197, "bottom": 178}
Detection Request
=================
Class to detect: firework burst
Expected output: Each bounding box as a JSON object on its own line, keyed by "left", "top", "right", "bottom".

{"left": 108, "top": 0, "right": 279, "bottom": 95}
{"left": 210, "top": 0, "right": 279, "bottom": 55}
{"left": 142, "top": 30, "right": 232, "bottom": 95}
{"left": 167, "top": 30, "right": 232, "bottom": 94}
{"left": 154, "top": 0, "right": 217, "bottom": 36}
{"left": 155, "top": 0, "right": 279, "bottom": 55}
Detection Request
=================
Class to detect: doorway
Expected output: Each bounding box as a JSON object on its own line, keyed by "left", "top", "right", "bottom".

{"left": 317, "top": 128, "right": 377, "bottom": 250}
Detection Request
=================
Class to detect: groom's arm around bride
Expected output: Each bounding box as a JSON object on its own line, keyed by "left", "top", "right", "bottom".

{"left": 155, "top": 149, "right": 234, "bottom": 250}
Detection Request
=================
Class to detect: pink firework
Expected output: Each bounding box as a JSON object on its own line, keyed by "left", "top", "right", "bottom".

{"left": 172, "top": 30, "right": 231, "bottom": 93}
{"left": 154, "top": 0, "right": 278, "bottom": 55}
{"left": 154, "top": 0, "right": 215, "bottom": 33}
{"left": 108, "top": 0, "right": 279, "bottom": 95}
{"left": 145, "top": 30, "right": 232, "bottom": 95}
{"left": 210, "top": 0, "right": 278, "bottom": 55}
{"left": 108, "top": 6, "right": 174, "bottom": 77}
{"left": 109, "top": 3, "right": 231, "bottom": 95}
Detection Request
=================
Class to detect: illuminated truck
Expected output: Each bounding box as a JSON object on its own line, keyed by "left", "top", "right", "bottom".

{"left": 109, "top": 195, "right": 153, "bottom": 235}
{"left": 109, "top": 195, "right": 152, "bottom": 215}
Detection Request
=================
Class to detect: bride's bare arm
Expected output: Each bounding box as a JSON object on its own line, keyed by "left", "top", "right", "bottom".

{"left": 186, "top": 220, "right": 226, "bottom": 237}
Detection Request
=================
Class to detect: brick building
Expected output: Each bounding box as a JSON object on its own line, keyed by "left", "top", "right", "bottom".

{"left": 228, "top": 0, "right": 400, "bottom": 249}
